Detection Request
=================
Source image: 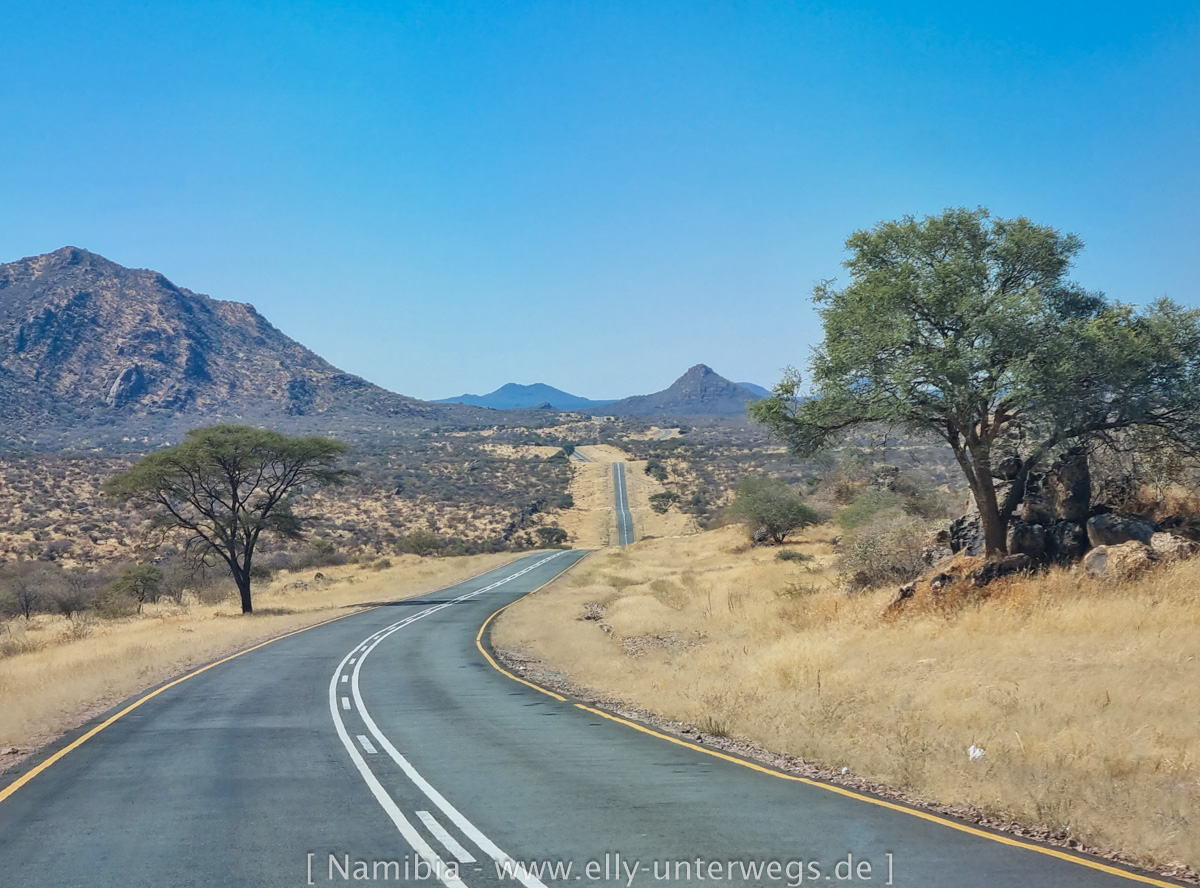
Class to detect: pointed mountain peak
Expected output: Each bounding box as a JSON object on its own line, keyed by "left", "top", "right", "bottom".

{"left": 590, "top": 364, "right": 761, "bottom": 416}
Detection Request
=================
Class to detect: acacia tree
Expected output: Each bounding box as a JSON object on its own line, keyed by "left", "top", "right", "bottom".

{"left": 105, "top": 425, "right": 353, "bottom": 613}
{"left": 727, "top": 476, "right": 818, "bottom": 544}
{"left": 110, "top": 564, "right": 165, "bottom": 614}
{"left": 751, "top": 208, "right": 1200, "bottom": 558}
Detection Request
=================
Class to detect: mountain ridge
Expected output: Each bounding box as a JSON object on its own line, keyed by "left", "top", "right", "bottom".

{"left": 437, "top": 382, "right": 615, "bottom": 411}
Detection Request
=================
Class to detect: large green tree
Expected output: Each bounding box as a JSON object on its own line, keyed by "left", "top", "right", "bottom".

{"left": 752, "top": 208, "right": 1200, "bottom": 557}
{"left": 106, "top": 425, "right": 353, "bottom": 613}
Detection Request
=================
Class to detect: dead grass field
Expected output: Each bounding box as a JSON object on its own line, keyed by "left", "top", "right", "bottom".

{"left": 495, "top": 525, "right": 1200, "bottom": 873}
{"left": 559, "top": 461, "right": 614, "bottom": 549}
{"left": 0, "top": 551, "right": 522, "bottom": 766}
{"left": 622, "top": 458, "right": 699, "bottom": 540}
{"left": 574, "top": 444, "right": 628, "bottom": 463}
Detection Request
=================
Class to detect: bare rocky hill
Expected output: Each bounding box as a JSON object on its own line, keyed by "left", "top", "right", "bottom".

{"left": 0, "top": 247, "right": 497, "bottom": 448}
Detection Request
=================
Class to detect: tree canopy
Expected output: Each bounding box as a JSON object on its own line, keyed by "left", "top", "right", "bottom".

{"left": 105, "top": 425, "right": 353, "bottom": 613}
{"left": 751, "top": 207, "right": 1200, "bottom": 557}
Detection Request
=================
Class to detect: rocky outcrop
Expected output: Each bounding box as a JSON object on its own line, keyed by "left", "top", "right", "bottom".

{"left": 105, "top": 363, "right": 146, "bottom": 407}
{"left": 1045, "top": 447, "right": 1091, "bottom": 522}
{"left": 1018, "top": 473, "right": 1056, "bottom": 525}
{"left": 1047, "top": 520, "right": 1088, "bottom": 563}
{"left": 1006, "top": 521, "right": 1047, "bottom": 563}
{"left": 949, "top": 514, "right": 985, "bottom": 556}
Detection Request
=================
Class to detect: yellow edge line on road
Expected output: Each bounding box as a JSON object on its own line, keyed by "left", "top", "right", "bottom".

{"left": 0, "top": 549, "right": 540, "bottom": 808}
{"left": 476, "top": 580, "right": 1182, "bottom": 888}
{"left": 0, "top": 609, "right": 363, "bottom": 807}
{"left": 474, "top": 551, "right": 595, "bottom": 703}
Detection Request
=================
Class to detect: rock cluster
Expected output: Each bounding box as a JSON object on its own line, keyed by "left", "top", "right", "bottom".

{"left": 936, "top": 447, "right": 1198, "bottom": 589}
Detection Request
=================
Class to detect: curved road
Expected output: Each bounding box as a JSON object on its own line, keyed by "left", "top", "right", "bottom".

{"left": 0, "top": 552, "right": 1181, "bottom": 887}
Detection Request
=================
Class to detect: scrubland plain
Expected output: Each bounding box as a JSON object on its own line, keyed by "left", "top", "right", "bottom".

{"left": 494, "top": 525, "right": 1200, "bottom": 874}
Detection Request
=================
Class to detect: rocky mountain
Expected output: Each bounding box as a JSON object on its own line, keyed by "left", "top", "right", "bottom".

{"left": 437, "top": 382, "right": 614, "bottom": 411}
{"left": 588, "top": 364, "right": 763, "bottom": 417}
{"left": 0, "top": 247, "right": 489, "bottom": 447}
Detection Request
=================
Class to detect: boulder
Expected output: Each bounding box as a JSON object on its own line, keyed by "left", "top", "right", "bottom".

{"left": 1086, "top": 513, "right": 1156, "bottom": 548}
{"left": 1007, "top": 521, "right": 1048, "bottom": 563}
{"left": 1083, "top": 542, "right": 1157, "bottom": 582}
{"left": 970, "top": 554, "right": 1032, "bottom": 587}
{"left": 1045, "top": 447, "right": 1091, "bottom": 522}
{"left": 1047, "top": 521, "right": 1088, "bottom": 563}
{"left": 929, "top": 572, "right": 955, "bottom": 590}
{"left": 1149, "top": 532, "right": 1198, "bottom": 562}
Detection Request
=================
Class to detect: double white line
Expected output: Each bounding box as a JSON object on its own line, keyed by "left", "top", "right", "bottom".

{"left": 328, "top": 553, "right": 568, "bottom": 888}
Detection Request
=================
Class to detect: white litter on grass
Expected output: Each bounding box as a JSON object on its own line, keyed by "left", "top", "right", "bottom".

{"left": 841, "top": 766, "right": 850, "bottom": 775}
{"left": 968, "top": 745, "right": 986, "bottom": 761}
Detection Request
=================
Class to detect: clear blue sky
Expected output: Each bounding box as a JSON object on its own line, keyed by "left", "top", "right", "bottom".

{"left": 2, "top": 1, "right": 1197, "bottom": 400}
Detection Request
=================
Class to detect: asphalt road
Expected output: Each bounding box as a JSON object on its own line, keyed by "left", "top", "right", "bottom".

{"left": 613, "top": 462, "right": 634, "bottom": 546}
{"left": 0, "top": 552, "right": 1181, "bottom": 888}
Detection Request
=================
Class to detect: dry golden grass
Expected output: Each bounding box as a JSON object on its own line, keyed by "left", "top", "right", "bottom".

{"left": 559, "top": 461, "right": 615, "bottom": 549}
{"left": 495, "top": 525, "right": 1200, "bottom": 872}
{"left": 622, "top": 459, "right": 699, "bottom": 540}
{"left": 478, "top": 443, "right": 562, "bottom": 459}
{"left": 574, "top": 444, "right": 629, "bottom": 463}
{"left": 0, "top": 551, "right": 521, "bottom": 762}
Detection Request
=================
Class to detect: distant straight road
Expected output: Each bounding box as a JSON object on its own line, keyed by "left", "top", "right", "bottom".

{"left": 613, "top": 461, "right": 634, "bottom": 546}
{"left": 0, "top": 552, "right": 1182, "bottom": 888}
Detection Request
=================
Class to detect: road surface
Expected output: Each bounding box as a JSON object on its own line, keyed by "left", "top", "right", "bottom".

{"left": 613, "top": 462, "right": 634, "bottom": 546}
{"left": 0, "top": 552, "right": 1182, "bottom": 887}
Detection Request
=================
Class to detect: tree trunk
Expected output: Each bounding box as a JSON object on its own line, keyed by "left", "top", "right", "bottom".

{"left": 234, "top": 569, "right": 253, "bottom": 614}
{"left": 969, "top": 445, "right": 1009, "bottom": 558}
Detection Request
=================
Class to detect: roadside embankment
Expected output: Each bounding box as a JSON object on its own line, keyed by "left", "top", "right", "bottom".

{"left": 493, "top": 525, "right": 1200, "bottom": 878}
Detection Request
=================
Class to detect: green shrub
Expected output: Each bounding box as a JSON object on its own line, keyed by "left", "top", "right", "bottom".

{"left": 535, "top": 526, "right": 568, "bottom": 547}
{"left": 727, "top": 476, "right": 818, "bottom": 544}
{"left": 649, "top": 492, "right": 679, "bottom": 514}
{"left": 775, "top": 549, "right": 813, "bottom": 563}
{"left": 836, "top": 489, "right": 904, "bottom": 530}
{"left": 397, "top": 530, "right": 443, "bottom": 557}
